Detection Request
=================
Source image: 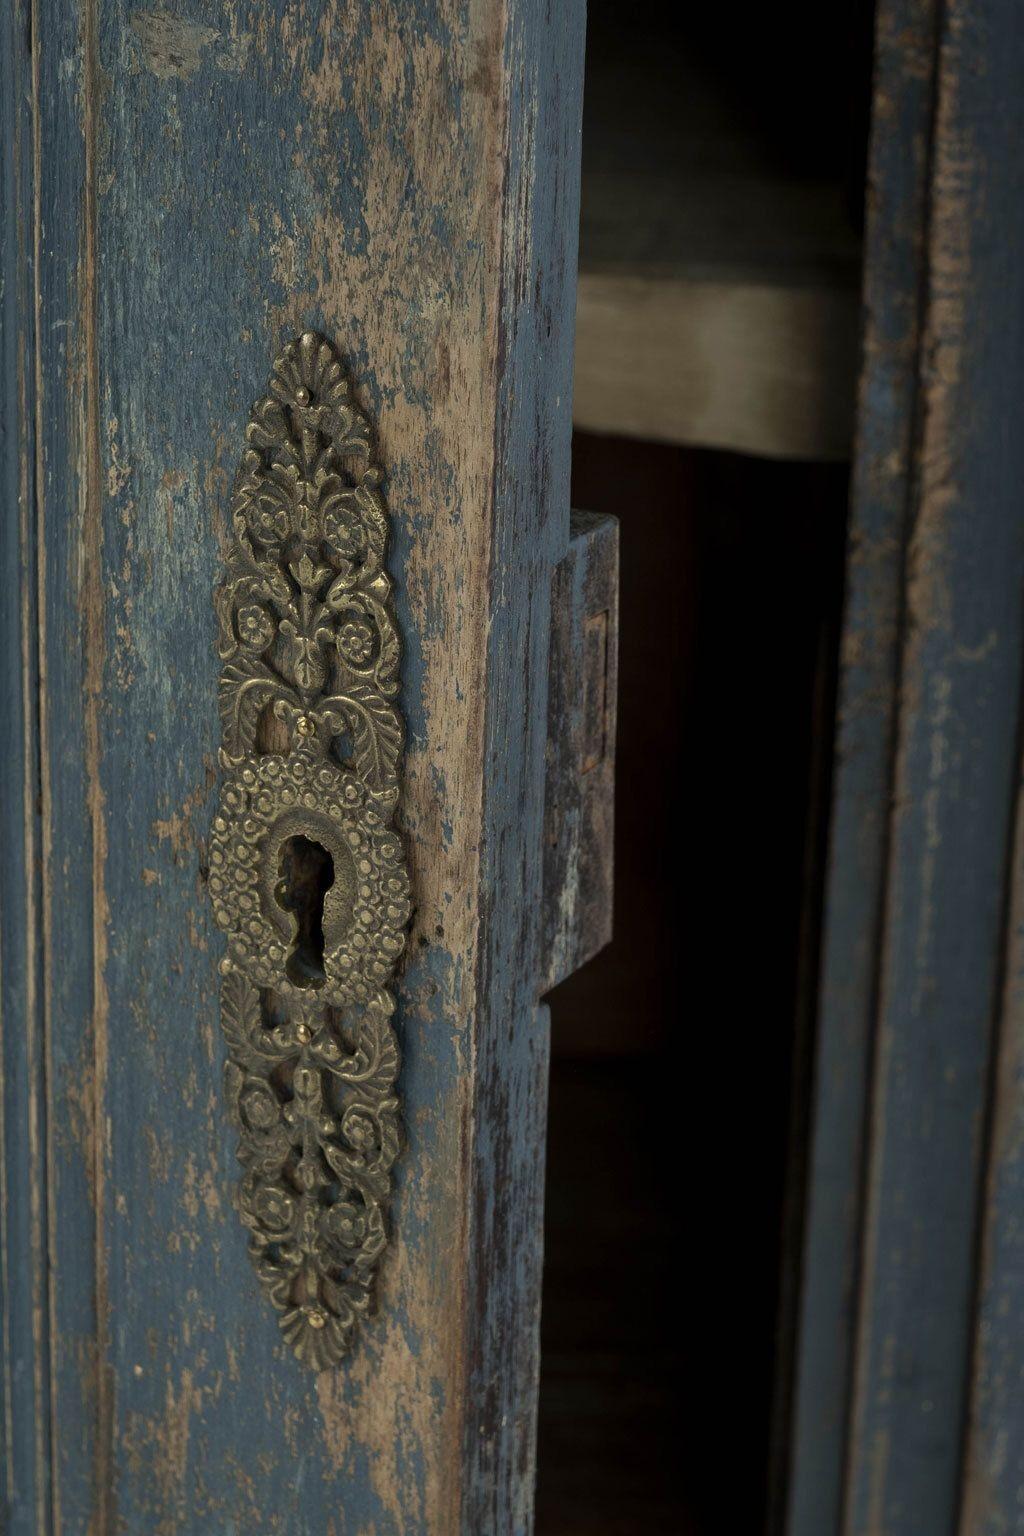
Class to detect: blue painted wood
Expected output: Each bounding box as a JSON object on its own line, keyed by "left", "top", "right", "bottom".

{"left": 939, "top": 3, "right": 1024, "bottom": 1530}
{"left": 464, "top": 4, "right": 585, "bottom": 1523}
{"left": 791, "top": 1, "right": 1024, "bottom": 1532}
{"left": 1, "top": 3, "right": 53, "bottom": 1530}
{"left": 961, "top": 771, "right": 1024, "bottom": 1533}
{"left": 843, "top": 0, "right": 1024, "bottom": 1526}
{"left": 31, "top": 0, "right": 108, "bottom": 1525}
{"left": 17, "top": 0, "right": 586, "bottom": 1531}
{"left": 786, "top": 2, "right": 940, "bottom": 1531}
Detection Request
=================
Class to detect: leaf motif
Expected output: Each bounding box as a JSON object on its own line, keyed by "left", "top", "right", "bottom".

{"left": 320, "top": 685, "right": 402, "bottom": 793}
{"left": 320, "top": 1142, "right": 388, "bottom": 1206}
{"left": 373, "top": 1099, "right": 401, "bottom": 1175}
{"left": 219, "top": 654, "right": 292, "bottom": 758}
{"left": 350, "top": 1201, "right": 387, "bottom": 1274}
{"left": 277, "top": 618, "right": 328, "bottom": 694}
{"left": 324, "top": 401, "right": 372, "bottom": 464}
{"left": 325, "top": 1009, "right": 399, "bottom": 1093}
{"left": 354, "top": 481, "right": 388, "bottom": 574}
{"left": 323, "top": 567, "right": 359, "bottom": 609}
{"left": 321, "top": 1140, "right": 363, "bottom": 1186}
{"left": 236, "top": 1119, "right": 294, "bottom": 1181}
{"left": 213, "top": 583, "right": 237, "bottom": 659}
{"left": 246, "top": 399, "right": 294, "bottom": 459}
{"left": 362, "top": 597, "right": 400, "bottom": 693}
{"left": 227, "top": 524, "right": 292, "bottom": 605}
{"left": 220, "top": 970, "right": 262, "bottom": 1062}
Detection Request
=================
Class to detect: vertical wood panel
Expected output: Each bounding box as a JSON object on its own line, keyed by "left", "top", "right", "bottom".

{"left": 786, "top": 0, "right": 940, "bottom": 1528}
{"left": 792, "top": 0, "right": 1024, "bottom": 1531}
{"left": 843, "top": 0, "right": 1024, "bottom": 1528}
{"left": 960, "top": 761, "right": 1024, "bottom": 1535}
{"left": 464, "top": 3, "right": 584, "bottom": 1523}
{"left": 791, "top": 1, "right": 1024, "bottom": 1533}
{"left": 25, "top": 0, "right": 585, "bottom": 1530}
{"left": 541, "top": 510, "right": 618, "bottom": 996}
{"left": 952, "top": 2, "right": 1024, "bottom": 1526}
{"left": 1, "top": 1, "right": 52, "bottom": 1529}
{"left": 33, "top": 0, "right": 103, "bottom": 1525}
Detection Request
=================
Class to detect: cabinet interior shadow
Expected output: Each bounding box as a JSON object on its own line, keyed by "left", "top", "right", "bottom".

{"left": 537, "top": 430, "right": 849, "bottom": 1535}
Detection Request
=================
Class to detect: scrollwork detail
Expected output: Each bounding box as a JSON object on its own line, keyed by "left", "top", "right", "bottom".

{"left": 209, "top": 332, "right": 410, "bottom": 1368}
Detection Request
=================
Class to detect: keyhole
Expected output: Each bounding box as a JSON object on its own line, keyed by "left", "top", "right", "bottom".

{"left": 275, "top": 836, "right": 335, "bottom": 989}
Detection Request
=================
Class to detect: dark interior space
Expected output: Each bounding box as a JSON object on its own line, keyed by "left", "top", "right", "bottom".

{"left": 535, "top": 0, "right": 874, "bottom": 1526}
{"left": 536, "top": 438, "right": 849, "bottom": 1535}
{"left": 580, "top": 0, "right": 874, "bottom": 234}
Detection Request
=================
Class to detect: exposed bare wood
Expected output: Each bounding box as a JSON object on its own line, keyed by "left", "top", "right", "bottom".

{"left": 542, "top": 511, "right": 618, "bottom": 995}
{"left": 574, "top": 275, "right": 859, "bottom": 460}
{"left": 8, "top": 0, "right": 590, "bottom": 1530}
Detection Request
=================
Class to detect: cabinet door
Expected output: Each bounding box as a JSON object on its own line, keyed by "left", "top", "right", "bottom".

{"left": 1, "top": 3, "right": 597, "bottom": 1532}
{"left": 787, "top": 0, "right": 1024, "bottom": 1532}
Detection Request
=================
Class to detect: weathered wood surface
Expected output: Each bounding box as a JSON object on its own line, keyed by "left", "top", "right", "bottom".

{"left": 785, "top": 0, "right": 940, "bottom": 1529}
{"left": 945, "top": 2, "right": 1024, "bottom": 1529}
{"left": 3, "top": 0, "right": 587, "bottom": 1531}
{"left": 961, "top": 764, "right": 1024, "bottom": 1536}
{"left": 1, "top": 3, "right": 53, "bottom": 1531}
{"left": 541, "top": 510, "right": 618, "bottom": 995}
{"left": 789, "top": 0, "right": 1024, "bottom": 1532}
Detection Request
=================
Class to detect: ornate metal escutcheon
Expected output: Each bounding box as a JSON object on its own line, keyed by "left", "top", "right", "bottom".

{"left": 208, "top": 332, "right": 411, "bottom": 1368}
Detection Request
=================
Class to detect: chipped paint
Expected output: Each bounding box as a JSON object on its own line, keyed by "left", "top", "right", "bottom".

{"left": 11, "top": 0, "right": 586, "bottom": 1529}
{"left": 790, "top": 2, "right": 1024, "bottom": 1533}
{"left": 128, "top": 11, "right": 251, "bottom": 81}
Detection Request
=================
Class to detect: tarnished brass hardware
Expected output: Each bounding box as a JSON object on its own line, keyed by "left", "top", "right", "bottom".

{"left": 208, "top": 332, "right": 410, "bottom": 1369}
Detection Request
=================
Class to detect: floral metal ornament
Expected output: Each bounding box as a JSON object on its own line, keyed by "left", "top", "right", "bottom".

{"left": 208, "top": 332, "right": 410, "bottom": 1368}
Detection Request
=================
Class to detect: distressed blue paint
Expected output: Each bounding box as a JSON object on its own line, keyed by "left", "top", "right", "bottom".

{"left": 791, "top": 1, "right": 1024, "bottom": 1533}
{"left": 18, "top": 0, "right": 587, "bottom": 1530}
{"left": 932, "top": 2, "right": 1024, "bottom": 1531}
{"left": 463, "top": 0, "right": 585, "bottom": 1529}
{"left": 842, "top": 0, "right": 1024, "bottom": 1526}
{"left": 1, "top": 3, "right": 53, "bottom": 1530}
{"left": 32, "top": 0, "right": 106, "bottom": 1526}
{"left": 962, "top": 778, "right": 1024, "bottom": 1531}
{"left": 786, "top": 3, "right": 941, "bottom": 1531}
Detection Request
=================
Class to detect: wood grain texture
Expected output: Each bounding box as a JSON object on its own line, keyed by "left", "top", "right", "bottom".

{"left": 960, "top": 757, "right": 1024, "bottom": 1536}
{"left": 790, "top": 1, "right": 1024, "bottom": 1532}
{"left": 945, "top": 1, "right": 1024, "bottom": 1529}
{"left": 541, "top": 510, "right": 617, "bottom": 995}
{"left": 461, "top": 1, "right": 584, "bottom": 1526}
{"left": 843, "top": 0, "right": 1024, "bottom": 1527}
{"left": 19, "top": 0, "right": 585, "bottom": 1530}
{"left": 785, "top": 2, "right": 941, "bottom": 1530}
{"left": 1, "top": 2, "right": 53, "bottom": 1530}
{"left": 573, "top": 275, "right": 859, "bottom": 461}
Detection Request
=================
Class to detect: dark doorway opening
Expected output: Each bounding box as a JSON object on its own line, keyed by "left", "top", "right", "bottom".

{"left": 537, "top": 434, "right": 849, "bottom": 1534}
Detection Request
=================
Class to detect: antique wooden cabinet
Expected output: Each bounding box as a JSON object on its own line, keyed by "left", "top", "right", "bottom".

{"left": 787, "top": 2, "right": 1024, "bottom": 1533}
{"left": 3, "top": 0, "right": 1024, "bottom": 1532}
{"left": 0, "top": 1, "right": 608, "bottom": 1531}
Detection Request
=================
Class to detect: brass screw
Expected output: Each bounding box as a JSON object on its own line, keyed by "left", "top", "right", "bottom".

{"left": 295, "top": 1022, "right": 312, "bottom": 1044}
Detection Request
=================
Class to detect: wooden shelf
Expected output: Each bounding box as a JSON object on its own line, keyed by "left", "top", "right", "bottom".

{"left": 573, "top": 12, "right": 865, "bottom": 460}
